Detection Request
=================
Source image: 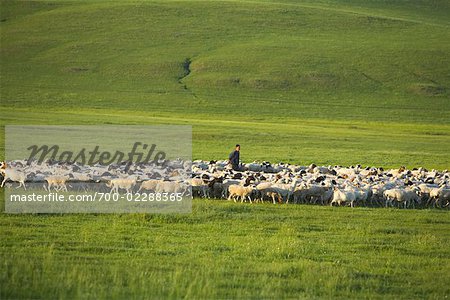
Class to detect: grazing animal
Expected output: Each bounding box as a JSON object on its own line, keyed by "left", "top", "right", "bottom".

{"left": 430, "top": 186, "right": 450, "bottom": 208}
{"left": 139, "top": 179, "right": 160, "bottom": 192}
{"left": 384, "top": 188, "right": 419, "bottom": 208}
{"left": 228, "top": 185, "right": 254, "bottom": 203}
{"left": 260, "top": 187, "right": 284, "bottom": 204}
{"left": 1, "top": 165, "right": 27, "bottom": 190}
{"left": 106, "top": 177, "right": 136, "bottom": 193}
{"left": 331, "top": 187, "right": 356, "bottom": 207}
{"left": 45, "top": 175, "right": 69, "bottom": 192}
{"left": 155, "top": 180, "right": 187, "bottom": 194}
{"left": 191, "top": 177, "right": 210, "bottom": 198}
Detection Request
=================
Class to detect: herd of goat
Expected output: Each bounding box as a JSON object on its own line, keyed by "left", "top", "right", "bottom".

{"left": 1, "top": 160, "right": 449, "bottom": 209}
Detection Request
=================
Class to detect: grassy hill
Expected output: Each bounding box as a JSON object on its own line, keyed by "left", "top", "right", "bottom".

{"left": 1, "top": 0, "right": 449, "bottom": 168}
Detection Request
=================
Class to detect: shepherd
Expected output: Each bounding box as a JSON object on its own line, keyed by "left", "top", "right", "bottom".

{"left": 228, "top": 144, "right": 241, "bottom": 171}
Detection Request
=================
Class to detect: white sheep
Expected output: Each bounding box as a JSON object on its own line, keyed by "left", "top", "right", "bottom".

{"left": 139, "top": 179, "right": 161, "bottom": 192}
{"left": 293, "top": 184, "right": 328, "bottom": 205}
{"left": 430, "top": 186, "right": 450, "bottom": 208}
{"left": 221, "top": 179, "right": 242, "bottom": 198}
{"left": 331, "top": 187, "right": 356, "bottom": 207}
{"left": 353, "top": 186, "right": 372, "bottom": 207}
{"left": 106, "top": 177, "right": 136, "bottom": 193}
{"left": 1, "top": 167, "right": 27, "bottom": 190}
{"left": 228, "top": 185, "right": 254, "bottom": 203}
{"left": 271, "top": 180, "right": 298, "bottom": 203}
{"left": 155, "top": 181, "right": 186, "bottom": 194}
{"left": 384, "top": 188, "right": 419, "bottom": 208}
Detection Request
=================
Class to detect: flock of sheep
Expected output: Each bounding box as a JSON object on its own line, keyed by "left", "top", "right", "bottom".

{"left": 192, "top": 161, "right": 449, "bottom": 208}
{"left": 1, "top": 160, "right": 449, "bottom": 209}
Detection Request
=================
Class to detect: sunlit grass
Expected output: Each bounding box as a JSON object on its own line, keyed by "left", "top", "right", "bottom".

{"left": 1, "top": 198, "right": 449, "bottom": 299}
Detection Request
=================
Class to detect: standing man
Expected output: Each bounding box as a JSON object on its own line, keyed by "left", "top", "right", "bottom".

{"left": 228, "top": 144, "right": 241, "bottom": 171}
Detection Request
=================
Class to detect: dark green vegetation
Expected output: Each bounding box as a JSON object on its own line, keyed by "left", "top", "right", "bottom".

{"left": 1, "top": 198, "right": 450, "bottom": 299}
{"left": 1, "top": 0, "right": 450, "bottom": 298}
{"left": 0, "top": 0, "right": 449, "bottom": 168}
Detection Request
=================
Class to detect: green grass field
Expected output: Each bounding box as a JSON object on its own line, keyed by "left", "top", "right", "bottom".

{"left": 1, "top": 0, "right": 450, "bottom": 298}
{"left": 1, "top": 198, "right": 450, "bottom": 299}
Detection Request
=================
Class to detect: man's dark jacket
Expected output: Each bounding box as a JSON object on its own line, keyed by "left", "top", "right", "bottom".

{"left": 229, "top": 150, "right": 240, "bottom": 168}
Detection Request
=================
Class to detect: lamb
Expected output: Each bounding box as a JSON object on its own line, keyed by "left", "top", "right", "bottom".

{"left": 418, "top": 183, "right": 439, "bottom": 206}
{"left": 155, "top": 180, "right": 187, "bottom": 194}
{"left": 401, "top": 188, "right": 420, "bottom": 208}
{"left": 45, "top": 175, "right": 70, "bottom": 192}
{"left": 255, "top": 178, "right": 297, "bottom": 204}
{"left": 1, "top": 166, "right": 27, "bottom": 190}
{"left": 208, "top": 181, "right": 224, "bottom": 198}
{"left": 336, "top": 168, "right": 357, "bottom": 180}
{"left": 106, "top": 177, "right": 137, "bottom": 193}
{"left": 383, "top": 188, "right": 419, "bottom": 208}
{"left": 430, "top": 186, "right": 450, "bottom": 208}
{"left": 383, "top": 188, "right": 402, "bottom": 207}
{"left": 221, "top": 179, "right": 242, "bottom": 198}
{"left": 353, "top": 186, "right": 373, "bottom": 207}
{"left": 387, "top": 166, "right": 406, "bottom": 178}
{"left": 293, "top": 184, "right": 328, "bottom": 205}
{"left": 255, "top": 181, "right": 274, "bottom": 203}
{"left": 263, "top": 189, "right": 284, "bottom": 204}
{"left": 227, "top": 184, "right": 254, "bottom": 203}
{"left": 207, "top": 177, "right": 225, "bottom": 198}
{"left": 139, "top": 179, "right": 161, "bottom": 192}
{"left": 258, "top": 186, "right": 286, "bottom": 204}
{"left": 191, "top": 177, "right": 210, "bottom": 198}
{"left": 321, "top": 186, "right": 334, "bottom": 205}
{"left": 439, "top": 188, "right": 450, "bottom": 207}
{"left": 330, "top": 187, "right": 356, "bottom": 207}
{"left": 371, "top": 182, "right": 395, "bottom": 206}
{"left": 271, "top": 180, "right": 298, "bottom": 203}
